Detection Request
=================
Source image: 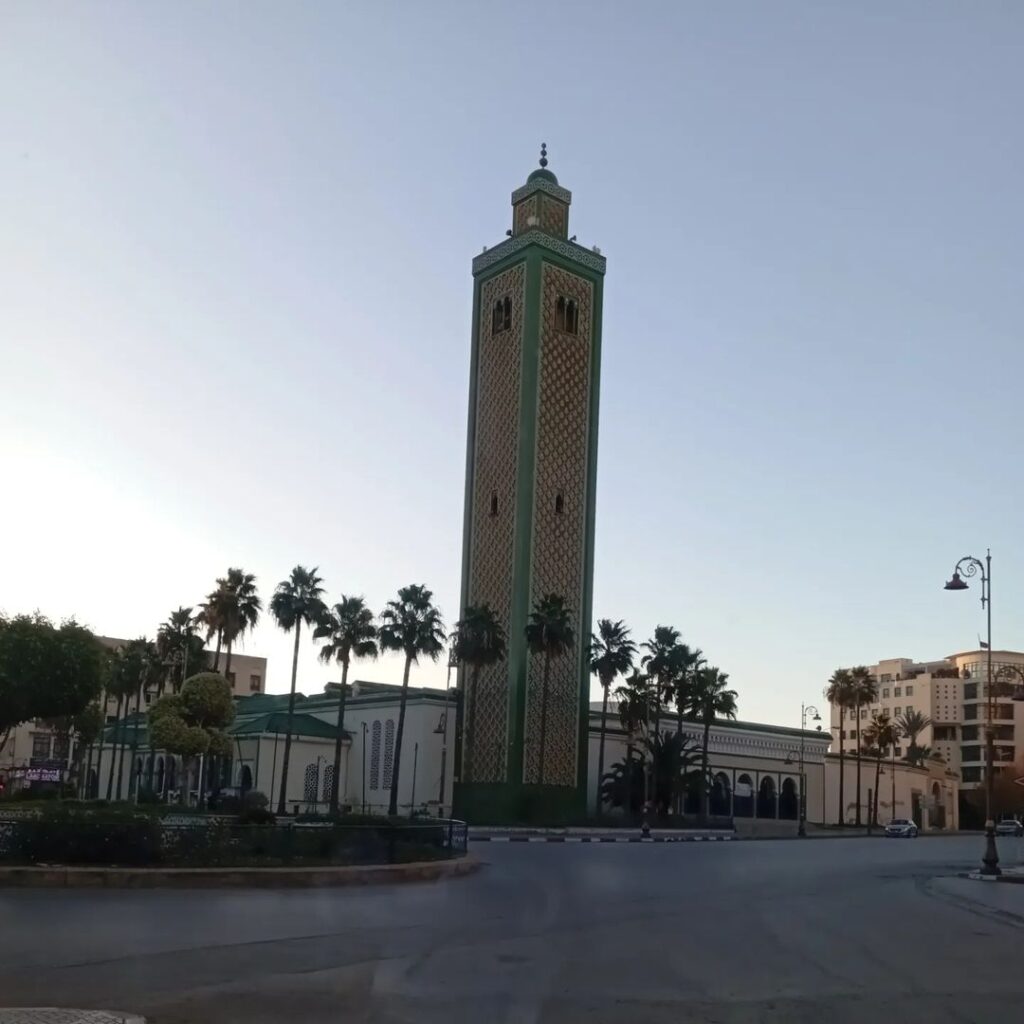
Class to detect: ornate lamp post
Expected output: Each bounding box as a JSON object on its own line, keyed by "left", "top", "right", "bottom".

{"left": 943, "top": 549, "right": 998, "bottom": 876}
{"left": 783, "top": 703, "right": 821, "bottom": 838}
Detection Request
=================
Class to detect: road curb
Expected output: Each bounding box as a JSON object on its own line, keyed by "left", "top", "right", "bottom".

{"left": 472, "top": 834, "right": 734, "bottom": 843}
{"left": 0, "top": 855, "right": 480, "bottom": 889}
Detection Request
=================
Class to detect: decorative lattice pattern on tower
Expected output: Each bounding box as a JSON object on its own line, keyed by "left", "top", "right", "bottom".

{"left": 522, "top": 263, "right": 593, "bottom": 787}
{"left": 540, "top": 196, "right": 567, "bottom": 238}
{"left": 513, "top": 195, "right": 538, "bottom": 235}
{"left": 466, "top": 262, "right": 526, "bottom": 783}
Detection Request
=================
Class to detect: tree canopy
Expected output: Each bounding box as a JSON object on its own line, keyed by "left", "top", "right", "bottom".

{"left": 0, "top": 613, "right": 107, "bottom": 737}
{"left": 148, "top": 672, "right": 235, "bottom": 759}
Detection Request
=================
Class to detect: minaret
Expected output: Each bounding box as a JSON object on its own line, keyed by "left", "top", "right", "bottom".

{"left": 455, "top": 147, "right": 606, "bottom": 823}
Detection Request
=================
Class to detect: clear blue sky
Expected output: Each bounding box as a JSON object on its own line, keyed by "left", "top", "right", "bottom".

{"left": 2, "top": 3, "right": 1022, "bottom": 727}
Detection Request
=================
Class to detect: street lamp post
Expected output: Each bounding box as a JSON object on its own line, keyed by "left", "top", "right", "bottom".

{"left": 943, "top": 549, "right": 999, "bottom": 876}
{"left": 798, "top": 704, "right": 821, "bottom": 837}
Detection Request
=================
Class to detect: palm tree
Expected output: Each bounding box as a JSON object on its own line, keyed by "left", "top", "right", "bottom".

{"left": 896, "top": 709, "right": 934, "bottom": 766}
{"left": 863, "top": 712, "right": 898, "bottom": 827}
{"left": 615, "top": 669, "right": 653, "bottom": 771}
{"left": 313, "top": 596, "right": 379, "bottom": 813}
{"left": 269, "top": 565, "right": 327, "bottom": 814}
{"left": 196, "top": 588, "right": 228, "bottom": 671}
{"left": 640, "top": 626, "right": 684, "bottom": 739}
{"left": 691, "top": 666, "right": 738, "bottom": 820}
{"left": 589, "top": 619, "right": 636, "bottom": 816}
{"left": 451, "top": 604, "right": 507, "bottom": 784}
{"left": 379, "top": 584, "right": 446, "bottom": 815}
{"left": 849, "top": 665, "right": 878, "bottom": 827}
{"left": 524, "top": 594, "right": 575, "bottom": 785}
{"left": 220, "top": 568, "right": 262, "bottom": 679}
{"left": 156, "top": 607, "right": 206, "bottom": 695}
{"left": 826, "top": 667, "right": 856, "bottom": 825}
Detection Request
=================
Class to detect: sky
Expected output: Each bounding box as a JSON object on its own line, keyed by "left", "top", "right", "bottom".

{"left": 2, "top": 2, "right": 1023, "bottom": 728}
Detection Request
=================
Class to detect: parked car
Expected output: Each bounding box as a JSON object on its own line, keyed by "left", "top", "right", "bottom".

{"left": 884, "top": 818, "right": 919, "bottom": 838}
{"left": 996, "top": 818, "right": 1024, "bottom": 836}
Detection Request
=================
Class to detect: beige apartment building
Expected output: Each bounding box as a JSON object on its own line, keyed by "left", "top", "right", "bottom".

{"left": 829, "top": 648, "right": 1024, "bottom": 788}
{"left": 0, "top": 636, "right": 266, "bottom": 784}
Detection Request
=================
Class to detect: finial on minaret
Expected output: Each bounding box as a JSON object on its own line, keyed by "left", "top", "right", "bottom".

{"left": 539, "top": 142, "right": 548, "bottom": 169}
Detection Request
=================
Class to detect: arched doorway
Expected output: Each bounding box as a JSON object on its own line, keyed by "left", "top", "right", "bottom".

{"left": 156, "top": 757, "right": 165, "bottom": 797}
{"left": 757, "top": 776, "right": 777, "bottom": 818}
{"left": 166, "top": 757, "right": 177, "bottom": 796}
{"left": 240, "top": 765, "right": 253, "bottom": 793}
{"left": 734, "top": 774, "right": 754, "bottom": 817}
{"left": 710, "top": 772, "right": 731, "bottom": 817}
{"left": 779, "top": 777, "right": 798, "bottom": 820}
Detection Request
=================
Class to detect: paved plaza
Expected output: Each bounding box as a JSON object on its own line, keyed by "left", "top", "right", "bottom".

{"left": 3, "top": 836, "right": 1024, "bottom": 1023}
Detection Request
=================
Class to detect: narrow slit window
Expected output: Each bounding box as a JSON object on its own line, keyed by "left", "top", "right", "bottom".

{"left": 555, "top": 492, "right": 564, "bottom": 515}
{"left": 489, "top": 490, "right": 498, "bottom": 516}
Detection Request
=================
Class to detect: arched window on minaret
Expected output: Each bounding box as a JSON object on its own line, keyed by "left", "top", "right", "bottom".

{"left": 489, "top": 490, "right": 499, "bottom": 516}
{"left": 492, "top": 296, "right": 512, "bottom": 335}
{"left": 555, "top": 296, "right": 578, "bottom": 335}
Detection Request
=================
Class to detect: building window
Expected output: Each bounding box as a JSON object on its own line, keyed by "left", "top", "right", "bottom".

{"left": 892, "top": 746, "right": 901, "bottom": 757}
{"left": 370, "top": 720, "right": 382, "bottom": 790}
{"left": 882, "top": 688, "right": 889, "bottom": 699}
{"left": 962, "top": 766, "right": 981, "bottom": 783}
{"left": 489, "top": 491, "right": 498, "bottom": 516}
{"left": 962, "top": 745, "right": 981, "bottom": 763}
{"left": 894, "top": 707, "right": 902, "bottom": 717}
{"left": 964, "top": 705, "right": 977, "bottom": 720}
{"left": 227, "top": 671, "right": 236, "bottom": 686}
{"left": 382, "top": 719, "right": 396, "bottom": 790}
{"left": 881, "top": 673, "right": 892, "bottom": 683}
{"left": 555, "top": 295, "right": 579, "bottom": 334}
{"left": 52, "top": 734, "right": 70, "bottom": 762}
{"left": 964, "top": 682, "right": 977, "bottom": 700}
{"left": 555, "top": 491, "right": 564, "bottom": 515}
{"left": 250, "top": 674, "right": 262, "bottom": 692}
{"left": 905, "top": 685, "right": 913, "bottom": 696}
{"left": 492, "top": 296, "right": 511, "bottom": 334}
{"left": 860, "top": 709, "right": 867, "bottom": 719}
{"left": 31, "top": 733, "right": 51, "bottom": 760}
{"left": 894, "top": 687, "right": 901, "bottom": 697}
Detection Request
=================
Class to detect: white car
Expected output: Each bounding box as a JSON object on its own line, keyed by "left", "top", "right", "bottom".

{"left": 884, "top": 818, "right": 919, "bottom": 838}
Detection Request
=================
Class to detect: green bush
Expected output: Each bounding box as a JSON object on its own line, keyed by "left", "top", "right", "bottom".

{"left": 4, "top": 806, "right": 161, "bottom": 866}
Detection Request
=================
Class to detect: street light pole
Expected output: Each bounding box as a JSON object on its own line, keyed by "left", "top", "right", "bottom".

{"left": 798, "top": 704, "right": 821, "bottom": 837}
{"left": 944, "top": 549, "right": 999, "bottom": 876}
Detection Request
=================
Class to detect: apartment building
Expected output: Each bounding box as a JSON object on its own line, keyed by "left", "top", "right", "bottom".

{"left": 828, "top": 648, "right": 1024, "bottom": 788}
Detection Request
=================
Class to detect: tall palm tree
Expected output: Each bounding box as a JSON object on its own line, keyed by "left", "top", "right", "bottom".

{"left": 269, "top": 565, "right": 327, "bottom": 814}
{"left": 379, "top": 584, "right": 446, "bottom": 815}
{"left": 156, "top": 607, "right": 206, "bottom": 695}
{"left": 640, "top": 626, "right": 690, "bottom": 740}
{"left": 451, "top": 604, "right": 507, "bottom": 784}
{"left": 896, "top": 709, "right": 934, "bottom": 766}
{"left": 826, "top": 667, "right": 856, "bottom": 825}
{"left": 849, "top": 665, "right": 878, "bottom": 827}
{"left": 524, "top": 594, "right": 575, "bottom": 785}
{"left": 863, "top": 712, "right": 898, "bottom": 827}
{"left": 590, "top": 619, "right": 636, "bottom": 817}
{"left": 615, "top": 669, "right": 653, "bottom": 771}
{"left": 313, "top": 595, "right": 379, "bottom": 813}
{"left": 690, "top": 666, "right": 738, "bottom": 819}
{"left": 196, "top": 589, "right": 228, "bottom": 671}
{"left": 220, "top": 568, "right": 262, "bottom": 679}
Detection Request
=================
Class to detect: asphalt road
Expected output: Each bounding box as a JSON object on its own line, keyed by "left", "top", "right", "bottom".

{"left": 4, "top": 835, "right": 1024, "bottom": 1023}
